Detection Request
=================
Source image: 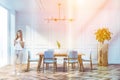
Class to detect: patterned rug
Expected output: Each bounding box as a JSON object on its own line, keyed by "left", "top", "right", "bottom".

{"left": 0, "top": 64, "right": 120, "bottom": 80}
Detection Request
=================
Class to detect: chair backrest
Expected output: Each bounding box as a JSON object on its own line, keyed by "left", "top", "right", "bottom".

{"left": 68, "top": 51, "right": 78, "bottom": 59}
{"left": 82, "top": 49, "right": 92, "bottom": 60}
{"left": 44, "top": 50, "right": 54, "bottom": 59}
{"left": 28, "top": 50, "right": 39, "bottom": 60}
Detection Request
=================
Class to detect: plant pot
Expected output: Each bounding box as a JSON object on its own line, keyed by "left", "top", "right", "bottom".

{"left": 97, "top": 43, "right": 108, "bottom": 66}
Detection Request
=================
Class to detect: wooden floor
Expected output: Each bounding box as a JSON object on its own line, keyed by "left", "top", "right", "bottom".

{"left": 0, "top": 64, "right": 120, "bottom": 80}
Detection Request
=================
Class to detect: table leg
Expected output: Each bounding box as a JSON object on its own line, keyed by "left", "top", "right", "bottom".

{"left": 37, "top": 55, "right": 43, "bottom": 71}
{"left": 78, "top": 55, "right": 84, "bottom": 71}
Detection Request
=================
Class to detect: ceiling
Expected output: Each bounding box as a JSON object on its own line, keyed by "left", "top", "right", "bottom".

{"left": 2, "top": 0, "right": 68, "bottom": 14}
{"left": 3, "top": 0, "right": 111, "bottom": 14}
{"left": 2, "top": 0, "right": 44, "bottom": 12}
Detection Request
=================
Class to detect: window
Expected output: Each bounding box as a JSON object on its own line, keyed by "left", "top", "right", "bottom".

{"left": 0, "top": 6, "right": 8, "bottom": 67}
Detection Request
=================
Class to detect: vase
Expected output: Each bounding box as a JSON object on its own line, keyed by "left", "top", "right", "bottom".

{"left": 97, "top": 43, "right": 108, "bottom": 66}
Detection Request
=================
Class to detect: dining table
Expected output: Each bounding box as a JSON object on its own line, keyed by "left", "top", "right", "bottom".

{"left": 36, "top": 52, "right": 84, "bottom": 72}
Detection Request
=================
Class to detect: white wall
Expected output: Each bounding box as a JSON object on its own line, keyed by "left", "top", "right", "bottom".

{"left": 16, "top": 0, "right": 120, "bottom": 64}
{"left": 0, "top": 0, "right": 16, "bottom": 65}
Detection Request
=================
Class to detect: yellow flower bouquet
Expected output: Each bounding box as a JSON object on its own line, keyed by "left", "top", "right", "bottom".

{"left": 95, "top": 27, "right": 112, "bottom": 43}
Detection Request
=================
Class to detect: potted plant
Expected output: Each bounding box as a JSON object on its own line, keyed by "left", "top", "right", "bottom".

{"left": 95, "top": 27, "right": 112, "bottom": 66}
{"left": 95, "top": 27, "right": 111, "bottom": 44}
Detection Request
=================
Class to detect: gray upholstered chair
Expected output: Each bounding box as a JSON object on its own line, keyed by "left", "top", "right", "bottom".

{"left": 63, "top": 51, "right": 79, "bottom": 71}
{"left": 82, "top": 50, "right": 92, "bottom": 70}
{"left": 43, "top": 50, "right": 57, "bottom": 72}
{"left": 26, "top": 51, "right": 39, "bottom": 71}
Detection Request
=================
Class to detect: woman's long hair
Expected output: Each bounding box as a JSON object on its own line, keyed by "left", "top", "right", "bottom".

{"left": 15, "top": 30, "right": 23, "bottom": 41}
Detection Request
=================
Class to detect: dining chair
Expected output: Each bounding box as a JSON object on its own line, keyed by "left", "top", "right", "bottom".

{"left": 63, "top": 50, "right": 79, "bottom": 71}
{"left": 26, "top": 51, "right": 39, "bottom": 71}
{"left": 82, "top": 50, "right": 92, "bottom": 70}
{"left": 43, "top": 50, "right": 57, "bottom": 72}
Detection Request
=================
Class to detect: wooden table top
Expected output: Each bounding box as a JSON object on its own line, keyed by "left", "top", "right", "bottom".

{"left": 37, "top": 53, "right": 84, "bottom": 57}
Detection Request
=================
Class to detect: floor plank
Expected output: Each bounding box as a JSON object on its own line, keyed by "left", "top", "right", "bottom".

{"left": 0, "top": 64, "right": 120, "bottom": 80}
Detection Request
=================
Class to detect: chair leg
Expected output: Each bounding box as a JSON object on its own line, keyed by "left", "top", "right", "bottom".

{"left": 63, "top": 62, "right": 65, "bottom": 71}
{"left": 78, "top": 62, "right": 80, "bottom": 71}
{"left": 53, "top": 62, "right": 56, "bottom": 73}
{"left": 26, "top": 60, "right": 30, "bottom": 71}
{"left": 55, "top": 62, "right": 57, "bottom": 71}
{"left": 74, "top": 63, "right": 76, "bottom": 69}
{"left": 72, "top": 63, "right": 76, "bottom": 70}
{"left": 90, "top": 61, "right": 92, "bottom": 70}
{"left": 43, "top": 63, "right": 44, "bottom": 72}
{"left": 65, "top": 62, "right": 67, "bottom": 71}
{"left": 46, "top": 64, "right": 49, "bottom": 69}
{"left": 68, "top": 63, "right": 69, "bottom": 71}
{"left": 80, "top": 63, "right": 82, "bottom": 71}
{"left": 72, "top": 63, "right": 74, "bottom": 69}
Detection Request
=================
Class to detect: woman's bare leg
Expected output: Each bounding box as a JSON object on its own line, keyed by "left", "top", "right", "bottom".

{"left": 13, "top": 51, "right": 18, "bottom": 74}
{"left": 18, "top": 51, "right": 23, "bottom": 72}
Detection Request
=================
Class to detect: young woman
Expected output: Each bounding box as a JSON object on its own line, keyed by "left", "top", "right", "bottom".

{"left": 14, "top": 30, "right": 24, "bottom": 74}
